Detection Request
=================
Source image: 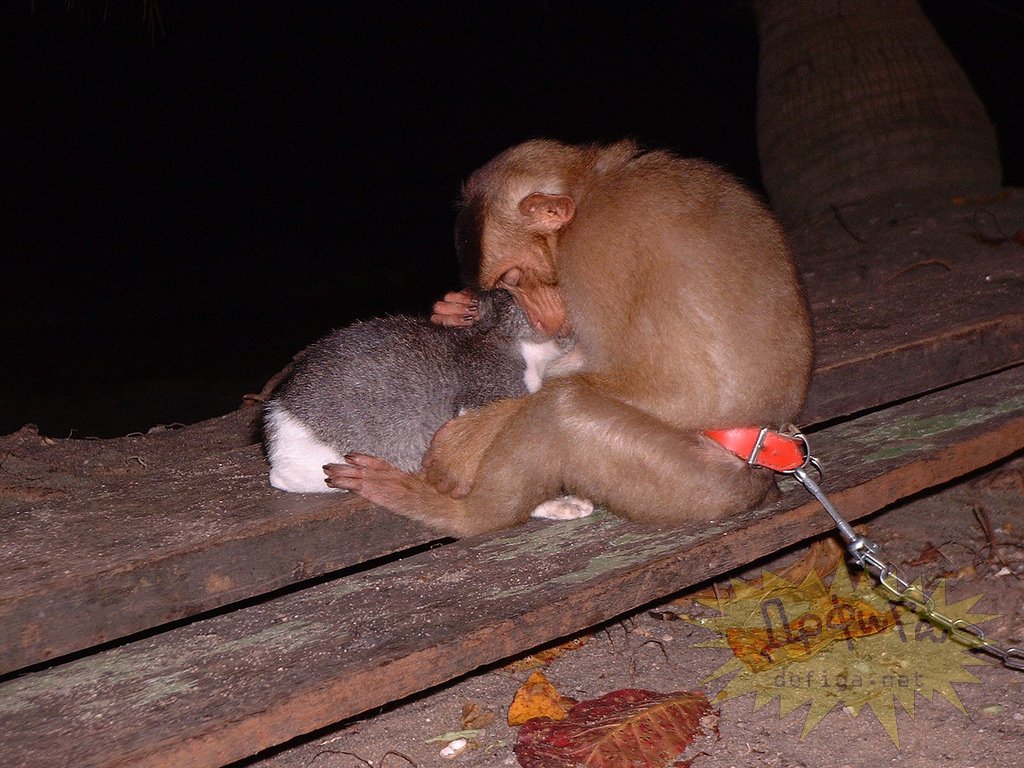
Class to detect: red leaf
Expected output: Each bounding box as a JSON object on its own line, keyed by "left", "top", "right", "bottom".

{"left": 514, "top": 688, "right": 717, "bottom": 768}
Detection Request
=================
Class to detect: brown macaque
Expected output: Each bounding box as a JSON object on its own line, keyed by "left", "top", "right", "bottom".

{"left": 326, "top": 139, "right": 813, "bottom": 536}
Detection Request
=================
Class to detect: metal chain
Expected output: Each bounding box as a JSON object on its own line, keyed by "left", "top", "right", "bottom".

{"left": 788, "top": 462, "right": 1024, "bottom": 672}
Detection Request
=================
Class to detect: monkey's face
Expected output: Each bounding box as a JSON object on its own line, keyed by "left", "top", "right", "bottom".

{"left": 495, "top": 266, "right": 569, "bottom": 338}
{"left": 457, "top": 192, "right": 573, "bottom": 338}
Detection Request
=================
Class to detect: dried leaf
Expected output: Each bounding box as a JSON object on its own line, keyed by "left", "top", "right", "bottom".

{"left": 508, "top": 671, "right": 576, "bottom": 726}
{"left": 951, "top": 191, "right": 1010, "bottom": 206}
{"left": 906, "top": 543, "right": 944, "bottom": 567}
{"left": 0, "top": 484, "right": 64, "bottom": 501}
{"left": 461, "top": 701, "right": 496, "bottom": 730}
{"left": 506, "top": 636, "right": 590, "bottom": 672}
{"left": 725, "top": 596, "right": 893, "bottom": 672}
{"left": 515, "top": 689, "right": 717, "bottom": 768}
{"left": 974, "top": 465, "right": 1024, "bottom": 492}
{"left": 940, "top": 563, "right": 977, "bottom": 580}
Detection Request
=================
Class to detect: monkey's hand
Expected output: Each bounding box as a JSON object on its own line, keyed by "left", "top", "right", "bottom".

{"left": 423, "top": 398, "right": 525, "bottom": 497}
{"left": 325, "top": 455, "right": 430, "bottom": 506}
{"left": 431, "top": 289, "right": 479, "bottom": 328}
{"left": 327, "top": 456, "right": 474, "bottom": 535}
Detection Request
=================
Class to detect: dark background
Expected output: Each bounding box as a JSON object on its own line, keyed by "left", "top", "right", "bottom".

{"left": 2, "top": 1, "right": 1022, "bottom": 437}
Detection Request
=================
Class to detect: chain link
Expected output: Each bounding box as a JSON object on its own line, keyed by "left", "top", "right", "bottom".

{"left": 788, "top": 462, "right": 1024, "bottom": 672}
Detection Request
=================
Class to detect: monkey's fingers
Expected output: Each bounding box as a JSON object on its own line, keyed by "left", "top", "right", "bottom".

{"left": 323, "top": 453, "right": 396, "bottom": 490}
{"left": 323, "top": 461, "right": 365, "bottom": 491}
{"left": 329, "top": 454, "right": 457, "bottom": 517}
{"left": 343, "top": 453, "right": 396, "bottom": 470}
{"left": 431, "top": 289, "right": 479, "bottom": 328}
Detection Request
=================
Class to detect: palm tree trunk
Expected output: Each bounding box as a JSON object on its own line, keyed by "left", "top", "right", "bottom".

{"left": 756, "top": 0, "right": 1001, "bottom": 225}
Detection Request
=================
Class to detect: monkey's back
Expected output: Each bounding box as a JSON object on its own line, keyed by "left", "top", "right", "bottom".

{"left": 560, "top": 150, "right": 813, "bottom": 428}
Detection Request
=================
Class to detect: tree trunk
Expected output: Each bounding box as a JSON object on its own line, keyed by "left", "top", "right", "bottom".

{"left": 756, "top": 0, "right": 1002, "bottom": 226}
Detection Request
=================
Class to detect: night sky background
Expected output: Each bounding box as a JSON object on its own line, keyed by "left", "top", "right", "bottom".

{"left": 2, "top": 1, "right": 1022, "bottom": 437}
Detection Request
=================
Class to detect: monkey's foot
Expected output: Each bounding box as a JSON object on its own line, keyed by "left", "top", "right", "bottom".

{"left": 530, "top": 495, "right": 595, "bottom": 521}
{"left": 424, "top": 398, "right": 525, "bottom": 497}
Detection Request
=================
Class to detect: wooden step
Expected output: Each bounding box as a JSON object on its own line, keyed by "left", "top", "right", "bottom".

{"left": 0, "top": 448, "right": 440, "bottom": 675}
{"left": 2, "top": 364, "right": 1021, "bottom": 768}
{"left": 799, "top": 223, "right": 1024, "bottom": 423}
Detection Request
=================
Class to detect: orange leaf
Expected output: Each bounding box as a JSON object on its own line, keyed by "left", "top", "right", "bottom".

{"left": 515, "top": 688, "right": 717, "bottom": 768}
{"left": 724, "top": 596, "right": 894, "bottom": 672}
{"left": 508, "top": 671, "right": 576, "bottom": 726}
{"left": 461, "top": 701, "right": 496, "bottom": 730}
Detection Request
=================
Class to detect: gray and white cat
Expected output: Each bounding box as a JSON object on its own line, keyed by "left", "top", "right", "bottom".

{"left": 263, "top": 290, "right": 589, "bottom": 518}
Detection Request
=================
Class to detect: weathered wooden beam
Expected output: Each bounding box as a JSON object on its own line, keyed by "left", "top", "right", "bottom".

{"left": 0, "top": 447, "right": 440, "bottom": 676}
{"left": 2, "top": 365, "right": 1021, "bottom": 768}
{"left": 804, "top": 312, "right": 1024, "bottom": 423}
{"left": 798, "top": 207, "right": 1024, "bottom": 423}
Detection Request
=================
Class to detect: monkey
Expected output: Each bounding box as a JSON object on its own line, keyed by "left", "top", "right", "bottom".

{"left": 264, "top": 288, "right": 588, "bottom": 519}
{"left": 325, "top": 139, "right": 814, "bottom": 537}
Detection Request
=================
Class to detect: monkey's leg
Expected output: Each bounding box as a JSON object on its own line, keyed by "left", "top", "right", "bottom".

{"left": 332, "top": 380, "right": 775, "bottom": 537}
{"left": 327, "top": 399, "right": 530, "bottom": 536}
{"left": 422, "top": 397, "right": 526, "bottom": 497}
{"left": 463, "top": 378, "right": 776, "bottom": 527}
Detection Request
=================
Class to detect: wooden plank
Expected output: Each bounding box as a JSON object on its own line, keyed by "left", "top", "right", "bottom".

{"left": 797, "top": 194, "right": 1024, "bottom": 423}
{"left": 0, "top": 424, "right": 440, "bottom": 675}
{"left": 3, "top": 365, "right": 1021, "bottom": 768}
{"left": 805, "top": 311, "right": 1024, "bottom": 423}
{"left": 4, "top": 207, "right": 1022, "bottom": 673}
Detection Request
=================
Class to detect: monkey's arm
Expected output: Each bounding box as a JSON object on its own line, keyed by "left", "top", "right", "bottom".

{"left": 324, "top": 455, "right": 468, "bottom": 534}
{"left": 431, "top": 289, "right": 479, "bottom": 328}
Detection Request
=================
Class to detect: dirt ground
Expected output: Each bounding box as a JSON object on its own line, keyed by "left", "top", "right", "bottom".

{"left": 238, "top": 455, "right": 1024, "bottom": 768}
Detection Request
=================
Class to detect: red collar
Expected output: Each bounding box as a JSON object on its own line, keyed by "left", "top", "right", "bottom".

{"left": 704, "top": 427, "right": 807, "bottom": 472}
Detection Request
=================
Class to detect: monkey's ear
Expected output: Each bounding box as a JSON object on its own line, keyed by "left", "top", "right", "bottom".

{"left": 518, "top": 193, "right": 575, "bottom": 231}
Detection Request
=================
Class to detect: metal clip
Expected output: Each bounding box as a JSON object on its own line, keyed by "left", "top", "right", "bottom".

{"left": 789, "top": 466, "right": 860, "bottom": 548}
{"left": 746, "top": 427, "right": 769, "bottom": 466}
{"left": 780, "top": 429, "right": 822, "bottom": 477}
